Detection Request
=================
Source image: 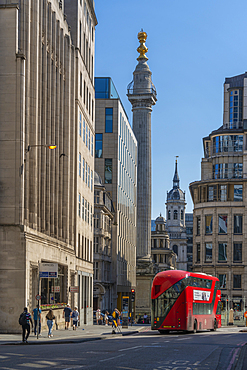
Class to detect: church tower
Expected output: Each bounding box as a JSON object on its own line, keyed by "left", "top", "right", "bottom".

{"left": 127, "top": 31, "right": 157, "bottom": 318}
{"left": 166, "top": 158, "right": 188, "bottom": 270}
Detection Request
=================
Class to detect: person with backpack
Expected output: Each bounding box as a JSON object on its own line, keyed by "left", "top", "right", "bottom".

{"left": 19, "top": 307, "right": 33, "bottom": 343}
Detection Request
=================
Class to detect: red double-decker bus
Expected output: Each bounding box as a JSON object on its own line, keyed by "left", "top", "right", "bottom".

{"left": 151, "top": 270, "right": 221, "bottom": 333}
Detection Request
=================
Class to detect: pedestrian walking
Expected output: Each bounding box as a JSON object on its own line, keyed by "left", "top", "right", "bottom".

{"left": 72, "top": 306, "right": 79, "bottom": 330}
{"left": 96, "top": 308, "right": 101, "bottom": 325}
{"left": 63, "top": 304, "right": 72, "bottom": 329}
{"left": 32, "top": 305, "right": 42, "bottom": 336}
{"left": 19, "top": 307, "right": 33, "bottom": 343}
{"left": 46, "top": 309, "right": 55, "bottom": 338}
{"left": 105, "top": 311, "right": 109, "bottom": 326}
{"left": 143, "top": 313, "right": 148, "bottom": 324}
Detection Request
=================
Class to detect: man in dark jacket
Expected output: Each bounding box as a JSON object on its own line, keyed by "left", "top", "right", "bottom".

{"left": 21, "top": 307, "right": 33, "bottom": 343}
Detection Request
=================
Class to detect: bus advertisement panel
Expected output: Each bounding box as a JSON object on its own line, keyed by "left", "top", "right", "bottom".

{"left": 151, "top": 270, "right": 221, "bottom": 333}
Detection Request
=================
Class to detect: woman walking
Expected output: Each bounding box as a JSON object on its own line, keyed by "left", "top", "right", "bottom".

{"left": 105, "top": 311, "right": 109, "bottom": 326}
{"left": 46, "top": 309, "right": 55, "bottom": 338}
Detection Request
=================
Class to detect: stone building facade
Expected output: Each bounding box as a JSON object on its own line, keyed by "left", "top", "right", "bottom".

{"left": 93, "top": 172, "right": 114, "bottom": 312}
{"left": 0, "top": 0, "right": 97, "bottom": 332}
{"left": 151, "top": 215, "right": 177, "bottom": 271}
{"left": 190, "top": 72, "right": 247, "bottom": 311}
{"left": 166, "top": 160, "right": 188, "bottom": 270}
{"left": 94, "top": 77, "right": 137, "bottom": 310}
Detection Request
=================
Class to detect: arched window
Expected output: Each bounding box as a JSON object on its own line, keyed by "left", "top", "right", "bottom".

{"left": 173, "top": 245, "right": 178, "bottom": 255}
{"left": 168, "top": 210, "right": 171, "bottom": 220}
{"left": 174, "top": 210, "right": 178, "bottom": 220}
{"left": 181, "top": 209, "right": 184, "bottom": 220}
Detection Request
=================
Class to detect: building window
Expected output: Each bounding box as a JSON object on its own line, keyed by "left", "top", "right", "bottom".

{"left": 105, "top": 159, "right": 112, "bottom": 184}
{"left": 91, "top": 205, "right": 93, "bottom": 229}
{"left": 83, "top": 120, "right": 85, "bottom": 142}
{"left": 234, "top": 215, "right": 242, "bottom": 234}
{"left": 91, "top": 134, "right": 94, "bottom": 156}
{"left": 80, "top": 73, "right": 82, "bottom": 97}
{"left": 83, "top": 159, "right": 85, "bottom": 181}
{"left": 94, "top": 191, "right": 100, "bottom": 204}
{"left": 78, "top": 193, "right": 81, "bottom": 217}
{"left": 208, "top": 186, "right": 214, "bottom": 201}
{"left": 196, "top": 243, "right": 200, "bottom": 262}
{"left": 196, "top": 216, "right": 201, "bottom": 235}
{"left": 205, "top": 215, "right": 213, "bottom": 234}
{"left": 79, "top": 153, "right": 81, "bottom": 177}
{"left": 88, "top": 130, "right": 91, "bottom": 151}
{"left": 218, "top": 243, "right": 227, "bottom": 262}
{"left": 174, "top": 210, "right": 178, "bottom": 220}
{"left": 95, "top": 133, "right": 103, "bottom": 158}
{"left": 82, "top": 197, "right": 84, "bottom": 220}
{"left": 208, "top": 185, "right": 217, "bottom": 201}
{"left": 233, "top": 243, "right": 242, "bottom": 262}
{"left": 94, "top": 214, "right": 99, "bottom": 229}
{"left": 234, "top": 184, "right": 242, "bottom": 201}
{"left": 219, "top": 274, "right": 226, "bottom": 289}
{"left": 41, "top": 265, "right": 65, "bottom": 305}
{"left": 181, "top": 209, "right": 184, "bottom": 220}
{"left": 168, "top": 210, "right": 171, "bottom": 220}
{"left": 79, "top": 112, "right": 82, "bottom": 137}
{"left": 88, "top": 165, "right": 90, "bottom": 188}
{"left": 205, "top": 243, "right": 212, "bottom": 262}
{"left": 86, "top": 125, "right": 88, "bottom": 147}
{"left": 219, "top": 185, "right": 227, "bottom": 201}
{"left": 84, "top": 81, "right": 86, "bottom": 105}
{"left": 229, "top": 89, "right": 243, "bottom": 128}
{"left": 233, "top": 275, "right": 241, "bottom": 289}
{"left": 105, "top": 108, "right": 113, "bottom": 133}
{"left": 173, "top": 245, "right": 178, "bottom": 255}
{"left": 91, "top": 170, "right": 93, "bottom": 191}
{"left": 94, "top": 236, "right": 99, "bottom": 253}
{"left": 94, "top": 262, "right": 98, "bottom": 280}
{"left": 218, "top": 215, "right": 227, "bottom": 234}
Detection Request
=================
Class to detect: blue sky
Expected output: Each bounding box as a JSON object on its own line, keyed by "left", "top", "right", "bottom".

{"left": 95, "top": 0, "right": 247, "bottom": 218}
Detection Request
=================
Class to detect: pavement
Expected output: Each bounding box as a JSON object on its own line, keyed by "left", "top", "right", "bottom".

{"left": 0, "top": 324, "right": 146, "bottom": 346}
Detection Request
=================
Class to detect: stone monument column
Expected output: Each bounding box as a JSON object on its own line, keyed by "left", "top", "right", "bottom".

{"left": 127, "top": 31, "right": 157, "bottom": 319}
{"left": 127, "top": 30, "right": 157, "bottom": 261}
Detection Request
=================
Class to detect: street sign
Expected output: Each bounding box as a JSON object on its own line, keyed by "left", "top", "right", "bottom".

{"left": 69, "top": 286, "right": 79, "bottom": 293}
{"left": 39, "top": 263, "right": 58, "bottom": 278}
{"left": 51, "top": 286, "right": 60, "bottom": 292}
{"left": 35, "top": 294, "right": 41, "bottom": 301}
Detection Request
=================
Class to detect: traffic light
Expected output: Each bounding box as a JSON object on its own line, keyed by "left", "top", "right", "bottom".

{"left": 131, "top": 289, "right": 135, "bottom": 301}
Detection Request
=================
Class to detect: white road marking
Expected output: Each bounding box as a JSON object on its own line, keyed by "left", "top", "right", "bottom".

{"left": 99, "top": 354, "right": 125, "bottom": 362}
{"left": 119, "top": 345, "right": 142, "bottom": 352}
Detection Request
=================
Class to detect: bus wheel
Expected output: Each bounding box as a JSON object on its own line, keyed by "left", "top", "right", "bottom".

{"left": 193, "top": 320, "right": 197, "bottom": 334}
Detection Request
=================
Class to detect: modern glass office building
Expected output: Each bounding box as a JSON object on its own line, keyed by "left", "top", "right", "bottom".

{"left": 94, "top": 77, "right": 137, "bottom": 310}
{"left": 190, "top": 72, "right": 247, "bottom": 312}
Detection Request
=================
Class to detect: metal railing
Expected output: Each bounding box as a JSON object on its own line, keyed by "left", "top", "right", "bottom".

{"left": 223, "top": 121, "right": 243, "bottom": 130}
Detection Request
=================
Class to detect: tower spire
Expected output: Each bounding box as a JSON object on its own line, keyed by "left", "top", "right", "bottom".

{"left": 173, "top": 156, "right": 180, "bottom": 189}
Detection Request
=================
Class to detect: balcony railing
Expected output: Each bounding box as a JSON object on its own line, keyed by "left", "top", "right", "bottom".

{"left": 223, "top": 121, "right": 243, "bottom": 130}
{"left": 127, "top": 80, "right": 157, "bottom": 97}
